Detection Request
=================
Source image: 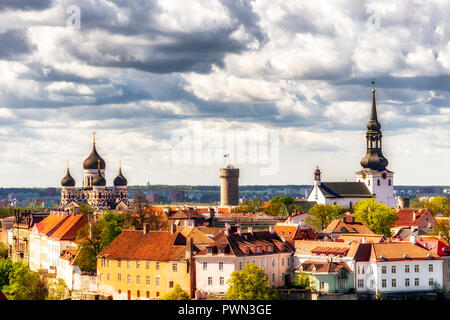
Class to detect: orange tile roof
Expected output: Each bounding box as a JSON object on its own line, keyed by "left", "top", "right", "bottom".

{"left": 98, "top": 230, "right": 191, "bottom": 261}
{"left": 49, "top": 214, "right": 88, "bottom": 241}
{"left": 34, "top": 214, "right": 70, "bottom": 236}
{"left": 335, "top": 234, "right": 385, "bottom": 243}
{"left": 369, "top": 242, "right": 440, "bottom": 262}
{"left": 323, "top": 215, "right": 374, "bottom": 234}
{"left": 294, "top": 240, "right": 360, "bottom": 258}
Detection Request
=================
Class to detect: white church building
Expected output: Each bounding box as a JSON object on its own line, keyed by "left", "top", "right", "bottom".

{"left": 307, "top": 89, "right": 396, "bottom": 209}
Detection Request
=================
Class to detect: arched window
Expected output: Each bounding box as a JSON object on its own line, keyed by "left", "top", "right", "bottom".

{"left": 377, "top": 179, "right": 380, "bottom": 186}
{"left": 388, "top": 179, "right": 391, "bottom": 186}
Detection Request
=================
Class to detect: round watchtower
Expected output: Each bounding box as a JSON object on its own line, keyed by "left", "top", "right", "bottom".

{"left": 220, "top": 166, "right": 239, "bottom": 206}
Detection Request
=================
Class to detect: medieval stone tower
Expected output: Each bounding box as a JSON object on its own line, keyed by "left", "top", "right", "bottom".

{"left": 220, "top": 166, "right": 239, "bottom": 206}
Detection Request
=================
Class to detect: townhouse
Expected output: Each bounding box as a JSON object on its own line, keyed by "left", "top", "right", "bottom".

{"left": 97, "top": 224, "right": 196, "bottom": 300}
{"left": 194, "top": 226, "right": 293, "bottom": 297}
{"left": 319, "top": 213, "right": 374, "bottom": 240}
{"left": 417, "top": 237, "right": 450, "bottom": 292}
{"left": 29, "top": 212, "right": 87, "bottom": 273}
{"left": 354, "top": 240, "right": 443, "bottom": 295}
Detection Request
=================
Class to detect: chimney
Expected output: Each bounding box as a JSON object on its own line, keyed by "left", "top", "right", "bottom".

{"left": 185, "top": 237, "right": 193, "bottom": 260}
{"left": 361, "top": 237, "right": 367, "bottom": 244}
{"left": 143, "top": 223, "right": 150, "bottom": 234}
{"left": 410, "top": 235, "right": 416, "bottom": 244}
{"left": 170, "top": 223, "right": 177, "bottom": 234}
{"left": 247, "top": 226, "right": 253, "bottom": 235}
{"left": 413, "top": 211, "right": 416, "bottom": 221}
{"left": 237, "top": 227, "right": 242, "bottom": 236}
{"left": 269, "top": 225, "right": 275, "bottom": 234}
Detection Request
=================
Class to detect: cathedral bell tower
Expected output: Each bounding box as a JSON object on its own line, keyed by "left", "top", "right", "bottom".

{"left": 356, "top": 87, "right": 395, "bottom": 207}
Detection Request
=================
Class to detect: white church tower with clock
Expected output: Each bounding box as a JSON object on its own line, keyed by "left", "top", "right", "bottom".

{"left": 307, "top": 87, "right": 396, "bottom": 209}
{"left": 355, "top": 88, "right": 395, "bottom": 207}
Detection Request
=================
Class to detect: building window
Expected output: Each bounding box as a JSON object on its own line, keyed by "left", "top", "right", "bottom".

{"left": 272, "top": 274, "right": 275, "bottom": 282}
{"left": 156, "top": 292, "right": 159, "bottom": 297}
{"left": 377, "top": 179, "right": 380, "bottom": 186}
{"left": 339, "top": 279, "right": 346, "bottom": 289}
{"left": 118, "top": 273, "right": 122, "bottom": 281}
{"left": 208, "top": 277, "right": 213, "bottom": 286}
{"left": 272, "top": 259, "right": 275, "bottom": 267}
{"left": 127, "top": 275, "right": 131, "bottom": 284}
{"left": 156, "top": 262, "right": 160, "bottom": 270}
{"left": 388, "top": 179, "right": 391, "bottom": 186}
{"left": 219, "top": 262, "right": 223, "bottom": 271}
{"left": 405, "top": 265, "right": 409, "bottom": 273}
{"left": 392, "top": 279, "right": 396, "bottom": 287}
{"left": 169, "top": 281, "right": 174, "bottom": 288}
{"left": 173, "top": 263, "right": 178, "bottom": 272}
{"left": 136, "top": 276, "right": 140, "bottom": 285}
{"left": 415, "top": 265, "right": 419, "bottom": 272}
{"left": 118, "top": 260, "right": 121, "bottom": 268}
{"left": 415, "top": 278, "right": 419, "bottom": 286}
{"left": 319, "top": 282, "right": 324, "bottom": 290}
{"left": 391, "top": 266, "right": 396, "bottom": 274}
{"left": 362, "top": 266, "right": 365, "bottom": 274}
{"left": 137, "top": 290, "right": 140, "bottom": 298}
{"left": 146, "top": 262, "right": 150, "bottom": 269}
{"left": 220, "top": 277, "right": 224, "bottom": 286}
{"left": 447, "top": 273, "right": 450, "bottom": 281}
{"left": 203, "top": 262, "right": 208, "bottom": 271}
{"left": 428, "top": 264, "right": 433, "bottom": 272}
{"left": 107, "top": 274, "right": 111, "bottom": 281}
{"left": 381, "top": 266, "right": 386, "bottom": 274}
{"left": 282, "top": 258, "right": 284, "bottom": 267}
{"left": 127, "top": 261, "right": 130, "bottom": 268}
{"left": 405, "top": 278, "right": 410, "bottom": 287}
{"left": 239, "top": 261, "right": 243, "bottom": 270}
{"left": 146, "top": 291, "right": 150, "bottom": 298}
{"left": 358, "top": 279, "right": 364, "bottom": 288}
{"left": 370, "top": 279, "right": 374, "bottom": 288}
{"left": 146, "top": 276, "right": 150, "bottom": 285}
{"left": 382, "top": 279, "right": 386, "bottom": 288}
{"left": 156, "top": 276, "right": 160, "bottom": 286}
{"left": 136, "top": 261, "right": 140, "bottom": 269}
{"left": 106, "top": 260, "right": 109, "bottom": 267}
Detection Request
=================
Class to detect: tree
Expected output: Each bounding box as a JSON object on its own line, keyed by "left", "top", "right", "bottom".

{"left": 232, "top": 199, "right": 265, "bottom": 214}
{"left": 132, "top": 190, "right": 150, "bottom": 229}
{"left": 265, "top": 196, "right": 295, "bottom": 216}
{"left": 411, "top": 196, "right": 449, "bottom": 216}
{"left": 354, "top": 199, "right": 398, "bottom": 237}
{"left": 292, "top": 272, "right": 315, "bottom": 290}
{"left": 160, "top": 284, "right": 190, "bottom": 300}
{"left": 1, "top": 260, "right": 48, "bottom": 300}
{"left": 226, "top": 263, "right": 278, "bottom": 300}
{"left": 306, "top": 204, "right": 344, "bottom": 231}
{"left": 0, "top": 242, "right": 8, "bottom": 259}
{"left": 432, "top": 220, "right": 450, "bottom": 245}
{"left": 0, "top": 258, "right": 13, "bottom": 288}
{"left": 79, "top": 202, "right": 93, "bottom": 216}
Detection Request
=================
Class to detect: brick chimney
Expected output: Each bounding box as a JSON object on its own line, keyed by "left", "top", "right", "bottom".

{"left": 413, "top": 211, "right": 416, "bottom": 221}
{"left": 185, "top": 237, "right": 193, "bottom": 260}
{"left": 143, "top": 223, "right": 150, "bottom": 234}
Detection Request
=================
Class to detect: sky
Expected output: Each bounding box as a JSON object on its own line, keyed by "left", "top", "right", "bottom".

{"left": 0, "top": 0, "right": 449, "bottom": 187}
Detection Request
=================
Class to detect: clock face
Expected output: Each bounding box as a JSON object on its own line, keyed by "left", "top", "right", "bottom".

{"left": 382, "top": 172, "right": 387, "bottom": 179}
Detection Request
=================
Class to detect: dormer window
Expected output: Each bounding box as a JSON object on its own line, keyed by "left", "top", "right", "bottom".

{"left": 207, "top": 247, "right": 213, "bottom": 254}
{"left": 219, "top": 248, "right": 224, "bottom": 254}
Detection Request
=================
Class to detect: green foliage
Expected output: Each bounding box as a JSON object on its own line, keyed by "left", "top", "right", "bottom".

{"left": 292, "top": 272, "right": 315, "bottom": 290}
{"left": 0, "top": 259, "right": 48, "bottom": 300}
{"left": 75, "top": 212, "right": 128, "bottom": 272}
{"left": 411, "top": 196, "right": 449, "bottom": 216}
{"left": 160, "top": 284, "right": 190, "bottom": 300}
{"left": 0, "top": 242, "right": 8, "bottom": 259}
{"left": 232, "top": 199, "right": 265, "bottom": 214}
{"left": 432, "top": 220, "right": 450, "bottom": 245}
{"left": 226, "top": 263, "right": 278, "bottom": 300}
{"left": 306, "top": 204, "right": 344, "bottom": 231}
{"left": 46, "top": 279, "right": 67, "bottom": 300}
{"left": 354, "top": 199, "right": 398, "bottom": 237}
{"left": 79, "top": 202, "right": 93, "bottom": 216}
{"left": 265, "top": 196, "right": 295, "bottom": 216}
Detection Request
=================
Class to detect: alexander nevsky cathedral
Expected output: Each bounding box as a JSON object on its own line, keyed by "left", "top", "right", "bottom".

{"left": 60, "top": 133, "right": 128, "bottom": 210}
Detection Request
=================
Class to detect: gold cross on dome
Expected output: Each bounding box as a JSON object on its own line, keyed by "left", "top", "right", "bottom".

{"left": 93, "top": 131, "right": 96, "bottom": 144}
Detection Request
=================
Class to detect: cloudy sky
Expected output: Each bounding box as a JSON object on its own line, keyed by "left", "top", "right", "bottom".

{"left": 0, "top": 0, "right": 449, "bottom": 187}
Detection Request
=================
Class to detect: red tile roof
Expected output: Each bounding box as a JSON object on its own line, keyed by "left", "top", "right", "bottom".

{"left": 49, "top": 214, "right": 88, "bottom": 241}
{"left": 323, "top": 215, "right": 374, "bottom": 234}
{"left": 98, "top": 230, "right": 193, "bottom": 261}
{"left": 394, "top": 209, "right": 436, "bottom": 228}
{"left": 417, "top": 238, "right": 450, "bottom": 256}
{"left": 355, "top": 242, "right": 441, "bottom": 262}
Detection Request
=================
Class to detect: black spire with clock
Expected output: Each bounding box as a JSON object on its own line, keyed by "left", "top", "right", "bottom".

{"left": 360, "top": 87, "right": 389, "bottom": 171}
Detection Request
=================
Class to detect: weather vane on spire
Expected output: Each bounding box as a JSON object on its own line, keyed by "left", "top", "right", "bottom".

{"left": 371, "top": 79, "right": 376, "bottom": 92}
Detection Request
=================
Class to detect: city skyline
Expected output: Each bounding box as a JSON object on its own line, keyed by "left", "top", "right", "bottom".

{"left": 0, "top": 1, "right": 449, "bottom": 187}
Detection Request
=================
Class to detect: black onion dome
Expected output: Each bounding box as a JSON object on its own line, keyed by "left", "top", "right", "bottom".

{"left": 61, "top": 168, "right": 75, "bottom": 187}
{"left": 92, "top": 168, "right": 106, "bottom": 186}
{"left": 114, "top": 168, "right": 127, "bottom": 186}
{"left": 83, "top": 143, "right": 106, "bottom": 170}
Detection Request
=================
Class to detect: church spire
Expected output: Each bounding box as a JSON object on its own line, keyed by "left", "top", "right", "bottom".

{"left": 360, "top": 85, "right": 388, "bottom": 171}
